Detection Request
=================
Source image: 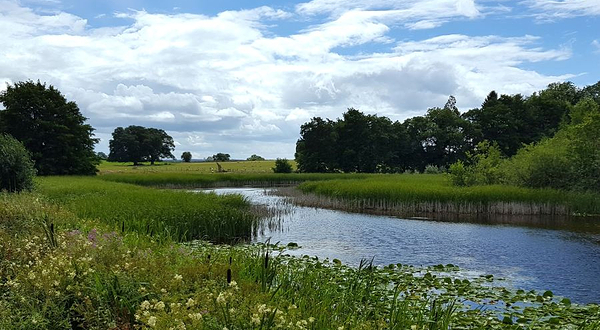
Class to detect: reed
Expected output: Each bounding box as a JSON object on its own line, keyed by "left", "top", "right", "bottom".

{"left": 296, "top": 175, "right": 600, "bottom": 216}
{"left": 36, "top": 176, "right": 258, "bottom": 243}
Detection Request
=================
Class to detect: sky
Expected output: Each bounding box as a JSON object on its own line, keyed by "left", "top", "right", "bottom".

{"left": 1, "top": 0, "right": 599, "bottom": 159}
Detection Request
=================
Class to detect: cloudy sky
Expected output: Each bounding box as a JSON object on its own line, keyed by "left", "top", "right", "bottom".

{"left": 1, "top": 0, "right": 599, "bottom": 159}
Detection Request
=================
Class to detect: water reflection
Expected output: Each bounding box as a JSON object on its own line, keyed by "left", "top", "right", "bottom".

{"left": 199, "top": 187, "right": 600, "bottom": 304}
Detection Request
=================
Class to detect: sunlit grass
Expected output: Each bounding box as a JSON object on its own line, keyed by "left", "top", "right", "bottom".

{"left": 36, "top": 176, "right": 257, "bottom": 243}
{"left": 98, "top": 160, "right": 296, "bottom": 174}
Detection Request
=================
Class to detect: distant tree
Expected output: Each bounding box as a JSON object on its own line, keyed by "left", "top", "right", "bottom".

{"left": 108, "top": 126, "right": 175, "bottom": 165}
{"left": 273, "top": 158, "right": 293, "bottom": 173}
{"left": 212, "top": 153, "right": 231, "bottom": 162}
{"left": 97, "top": 152, "right": 108, "bottom": 160}
{"left": 181, "top": 151, "right": 192, "bottom": 162}
{"left": 146, "top": 128, "right": 175, "bottom": 164}
{"left": 0, "top": 134, "right": 36, "bottom": 192}
{"left": 0, "top": 80, "right": 99, "bottom": 175}
{"left": 247, "top": 154, "right": 265, "bottom": 161}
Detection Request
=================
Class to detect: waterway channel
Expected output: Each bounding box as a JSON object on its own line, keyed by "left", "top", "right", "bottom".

{"left": 199, "top": 187, "right": 600, "bottom": 304}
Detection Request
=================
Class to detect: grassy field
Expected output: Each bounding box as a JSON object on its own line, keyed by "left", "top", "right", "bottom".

{"left": 99, "top": 160, "right": 294, "bottom": 174}
{"left": 2, "top": 188, "right": 599, "bottom": 329}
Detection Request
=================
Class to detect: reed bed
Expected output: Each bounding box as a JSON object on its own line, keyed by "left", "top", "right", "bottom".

{"left": 36, "top": 176, "right": 258, "bottom": 243}
{"left": 297, "top": 175, "right": 600, "bottom": 216}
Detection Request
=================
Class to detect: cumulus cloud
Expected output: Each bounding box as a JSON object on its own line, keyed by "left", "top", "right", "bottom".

{"left": 593, "top": 40, "right": 600, "bottom": 54}
{"left": 0, "top": 0, "right": 577, "bottom": 158}
{"left": 523, "top": 0, "right": 600, "bottom": 20}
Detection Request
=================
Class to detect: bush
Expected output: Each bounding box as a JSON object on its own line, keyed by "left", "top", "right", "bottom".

{"left": 424, "top": 165, "right": 442, "bottom": 174}
{"left": 0, "top": 134, "right": 36, "bottom": 192}
{"left": 448, "top": 160, "right": 470, "bottom": 186}
{"left": 272, "top": 158, "right": 293, "bottom": 173}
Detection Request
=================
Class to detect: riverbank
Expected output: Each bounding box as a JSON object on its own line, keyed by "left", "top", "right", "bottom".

{"left": 2, "top": 180, "right": 600, "bottom": 329}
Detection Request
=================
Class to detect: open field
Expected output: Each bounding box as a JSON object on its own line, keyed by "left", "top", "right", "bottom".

{"left": 2, "top": 186, "right": 599, "bottom": 329}
{"left": 99, "top": 160, "right": 296, "bottom": 174}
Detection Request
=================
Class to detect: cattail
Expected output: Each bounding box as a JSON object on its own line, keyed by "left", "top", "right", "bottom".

{"left": 122, "top": 221, "right": 125, "bottom": 233}
{"left": 227, "top": 268, "right": 232, "bottom": 284}
{"left": 264, "top": 251, "right": 269, "bottom": 269}
{"left": 207, "top": 254, "right": 211, "bottom": 261}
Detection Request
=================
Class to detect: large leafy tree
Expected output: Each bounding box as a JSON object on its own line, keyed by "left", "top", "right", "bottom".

{"left": 295, "top": 117, "right": 337, "bottom": 172}
{"left": 0, "top": 81, "right": 99, "bottom": 175}
{"left": 108, "top": 126, "right": 175, "bottom": 165}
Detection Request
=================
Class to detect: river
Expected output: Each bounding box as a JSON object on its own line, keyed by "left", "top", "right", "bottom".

{"left": 200, "top": 187, "right": 600, "bottom": 304}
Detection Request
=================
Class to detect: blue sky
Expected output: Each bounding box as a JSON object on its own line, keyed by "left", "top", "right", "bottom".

{"left": 1, "top": 0, "right": 599, "bottom": 158}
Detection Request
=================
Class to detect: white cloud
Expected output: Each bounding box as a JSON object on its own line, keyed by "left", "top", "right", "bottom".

{"left": 593, "top": 40, "right": 600, "bottom": 54}
{"left": 523, "top": 0, "right": 600, "bottom": 20}
{"left": 0, "top": 1, "right": 577, "bottom": 158}
{"left": 296, "top": 0, "right": 483, "bottom": 29}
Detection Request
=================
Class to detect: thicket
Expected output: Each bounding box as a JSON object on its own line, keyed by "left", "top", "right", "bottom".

{"left": 449, "top": 97, "right": 600, "bottom": 193}
{"left": 272, "top": 158, "right": 293, "bottom": 173}
{"left": 0, "top": 134, "right": 36, "bottom": 192}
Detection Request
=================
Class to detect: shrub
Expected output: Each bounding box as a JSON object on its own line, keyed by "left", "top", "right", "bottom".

{"left": 272, "top": 158, "right": 293, "bottom": 173}
{"left": 424, "top": 165, "right": 442, "bottom": 174}
{"left": 448, "top": 160, "right": 470, "bottom": 186}
{"left": 0, "top": 134, "right": 36, "bottom": 192}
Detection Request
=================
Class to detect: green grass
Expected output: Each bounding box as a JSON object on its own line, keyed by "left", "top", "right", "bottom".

{"left": 98, "top": 160, "right": 296, "bottom": 174}
{"left": 298, "top": 174, "right": 600, "bottom": 216}
{"left": 36, "top": 176, "right": 257, "bottom": 243}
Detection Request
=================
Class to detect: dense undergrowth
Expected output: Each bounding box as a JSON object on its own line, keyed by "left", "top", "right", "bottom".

{"left": 2, "top": 189, "right": 600, "bottom": 329}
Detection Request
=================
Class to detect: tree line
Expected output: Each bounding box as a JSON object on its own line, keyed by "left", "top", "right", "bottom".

{"left": 295, "top": 81, "right": 600, "bottom": 176}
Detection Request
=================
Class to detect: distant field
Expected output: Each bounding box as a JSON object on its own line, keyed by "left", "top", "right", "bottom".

{"left": 98, "top": 160, "right": 295, "bottom": 174}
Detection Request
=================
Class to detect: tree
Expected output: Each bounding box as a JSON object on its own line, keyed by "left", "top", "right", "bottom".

{"left": 212, "top": 153, "right": 230, "bottom": 162}
{"left": 108, "top": 126, "right": 175, "bottom": 165}
{"left": 295, "top": 117, "right": 337, "bottom": 172}
{"left": 273, "top": 158, "right": 293, "bottom": 173}
{"left": 0, "top": 134, "right": 36, "bottom": 192}
{"left": 181, "top": 151, "right": 192, "bottom": 162}
{"left": 97, "top": 152, "right": 108, "bottom": 160}
{"left": 247, "top": 154, "right": 265, "bottom": 161}
{"left": 0, "top": 80, "right": 99, "bottom": 175}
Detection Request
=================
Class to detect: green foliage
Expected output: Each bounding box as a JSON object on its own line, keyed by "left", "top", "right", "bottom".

{"left": 246, "top": 154, "right": 265, "bottom": 161}
{"left": 448, "top": 160, "right": 469, "bottom": 186}
{"left": 97, "top": 152, "right": 108, "bottom": 160}
{"left": 212, "top": 153, "right": 231, "bottom": 162}
{"left": 180, "top": 151, "right": 192, "bottom": 163}
{"left": 272, "top": 158, "right": 293, "bottom": 173}
{"left": 0, "top": 134, "right": 36, "bottom": 192}
{"left": 0, "top": 80, "right": 99, "bottom": 175}
{"left": 108, "top": 126, "right": 175, "bottom": 165}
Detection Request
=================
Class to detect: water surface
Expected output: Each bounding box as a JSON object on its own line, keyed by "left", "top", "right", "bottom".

{"left": 201, "top": 187, "right": 600, "bottom": 304}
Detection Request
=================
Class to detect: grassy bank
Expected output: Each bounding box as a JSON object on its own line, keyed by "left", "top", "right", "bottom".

{"left": 297, "top": 175, "right": 600, "bottom": 216}
{"left": 2, "top": 190, "right": 600, "bottom": 329}
{"left": 36, "top": 177, "right": 257, "bottom": 243}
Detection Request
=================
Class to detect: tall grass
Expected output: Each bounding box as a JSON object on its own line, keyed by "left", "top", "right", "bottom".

{"left": 297, "top": 174, "right": 600, "bottom": 216}
{"left": 36, "top": 177, "right": 257, "bottom": 243}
